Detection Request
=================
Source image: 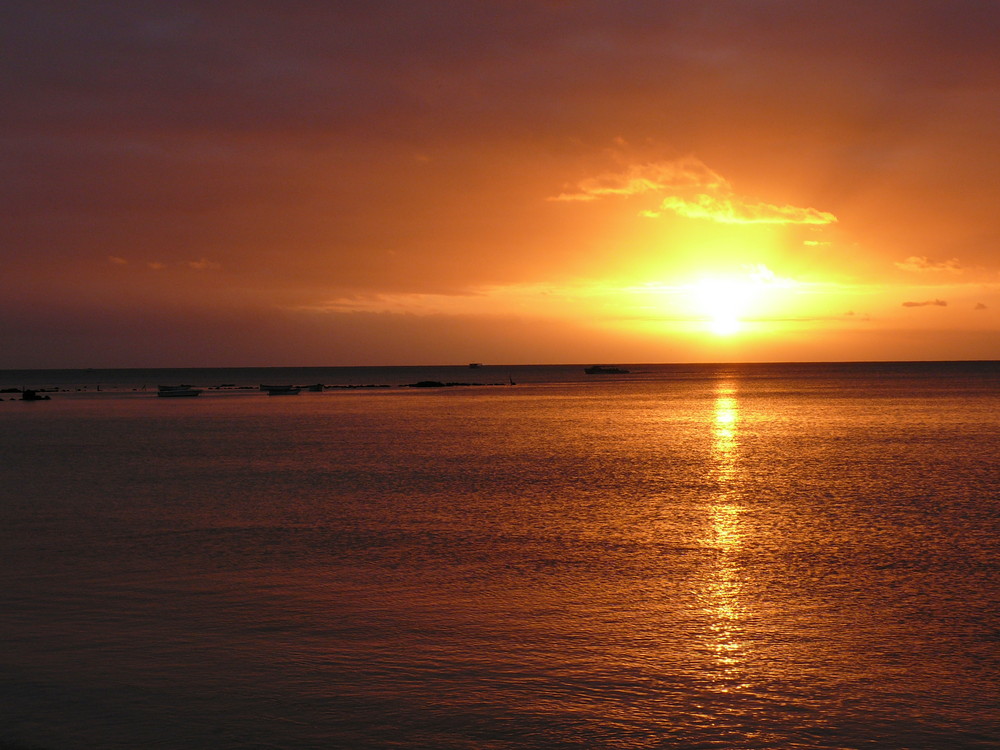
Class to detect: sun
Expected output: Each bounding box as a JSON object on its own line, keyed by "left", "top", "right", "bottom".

{"left": 710, "top": 315, "right": 741, "bottom": 336}
{"left": 689, "top": 277, "right": 756, "bottom": 336}
{"left": 620, "top": 264, "right": 801, "bottom": 339}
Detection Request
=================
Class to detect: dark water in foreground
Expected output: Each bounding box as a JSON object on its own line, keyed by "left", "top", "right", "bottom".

{"left": 1, "top": 362, "right": 998, "bottom": 749}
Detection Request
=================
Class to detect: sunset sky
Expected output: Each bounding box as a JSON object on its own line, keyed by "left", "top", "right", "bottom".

{"left": 3, "top": 1, "right": 999, "bottom": 367}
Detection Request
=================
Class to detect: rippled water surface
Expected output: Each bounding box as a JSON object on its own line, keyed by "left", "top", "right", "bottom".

{"left": 2, "top": 363, "right": 998, "bottom": 748}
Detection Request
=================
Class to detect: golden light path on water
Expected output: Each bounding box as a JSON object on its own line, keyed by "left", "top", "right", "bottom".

{"left": 703, "top": 381, "right": 750, "bottom": 692}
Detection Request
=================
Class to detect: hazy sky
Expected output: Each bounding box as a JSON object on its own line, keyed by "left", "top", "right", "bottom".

{"left": 3, "top": 0, "right": 999, "bottom": 367}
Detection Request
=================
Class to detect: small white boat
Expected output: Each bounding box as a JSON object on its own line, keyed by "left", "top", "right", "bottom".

{"left": 157, "top": 385, "right": 202, "bottom": 397}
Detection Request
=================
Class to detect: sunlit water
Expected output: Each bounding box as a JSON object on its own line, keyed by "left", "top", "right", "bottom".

{"left": 2, "top": 363, "right": 998, "bottom": 749}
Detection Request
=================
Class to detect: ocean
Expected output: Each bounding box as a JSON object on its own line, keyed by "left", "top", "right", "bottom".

{"left": 1, "top": 362, "right": 998, "bottom": 749}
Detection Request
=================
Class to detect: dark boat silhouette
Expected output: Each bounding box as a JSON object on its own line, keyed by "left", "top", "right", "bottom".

{"left": 157, "top": 385, "right": 202, "bottom": 397}
{"left": 261, "top": 384, "right": 301, "bottom": 395}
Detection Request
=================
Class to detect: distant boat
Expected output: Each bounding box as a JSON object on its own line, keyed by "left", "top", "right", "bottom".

{"left": 261, "top": 384, "right": 300, "bottom": 395}
{"left": 157, "top": 385, "right": 202, "bottom": 397}
{"left": 468, "top": 363, "right": 482, "bottom": 369}
{"left": 303, "top": 383, "right": 324, "bottom": 392}
{"left": 584, "top": 365, "right": 630, "bottom": 375}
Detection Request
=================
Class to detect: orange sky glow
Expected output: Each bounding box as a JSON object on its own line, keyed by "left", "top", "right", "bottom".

{"left": 2, "top": 1, "right": 999, "bottom": 367}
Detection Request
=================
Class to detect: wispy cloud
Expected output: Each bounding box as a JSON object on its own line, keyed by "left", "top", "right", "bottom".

{"left": 895, "top": 256, "right": 963, "bottom": 273}
{"left": 975, "top": 302, "right": 988, "bottom": 310}
{"left": 649, "top": 193, "right": 837, "bottom": 225}
{"left": 113, "top": 257, "right": 222, "bottom": 271}
{"left": 188, "top": 258, "right": 222, "bottom": 271}
{"left": 551, "top": 157, "right": 727, "bottom": 202}
{"left": 902, "top": 299, "right": 948, "bottom": 307}
{"left": 306, "top": 285, "right": 562, "bottom": 316}
{"left": 553, "top": 156, "right": 837, "bottom": 226}
{"left": 307, "top": 291, "right": 479, "bottom": 316}
{"left": 305, "top": 281, "right": 635, "bottom": 319}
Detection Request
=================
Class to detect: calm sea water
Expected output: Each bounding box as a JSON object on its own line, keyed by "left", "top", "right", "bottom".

{"left": 1, "top": 362, "right": 998, "bottom": 749}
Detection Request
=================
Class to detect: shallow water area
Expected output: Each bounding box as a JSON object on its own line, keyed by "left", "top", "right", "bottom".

{"left": 2, "top": 362, "right": 999, "bottom": 748}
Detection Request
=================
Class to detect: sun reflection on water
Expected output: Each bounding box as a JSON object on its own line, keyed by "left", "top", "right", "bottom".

{"left": 703, "top": 381, "right": 750, "bottom": 690}
{"left": 713, "top": 388, "right": 738, "bottom": 481}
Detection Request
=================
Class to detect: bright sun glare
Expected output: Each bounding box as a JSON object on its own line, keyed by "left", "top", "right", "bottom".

{"left": 690, "top": 277, "right": 759, "bottom": 336}
{"left": 626, "top": 264, "right": 798, "bottom": 339}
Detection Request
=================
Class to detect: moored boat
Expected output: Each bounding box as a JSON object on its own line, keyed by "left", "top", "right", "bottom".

{"left": 262, "top": 384, "right": 300, "bottom": 395}
{"left": 584, "top": 365, "right": 630, "bottom": 374}
{"left": 157, "top": 385, "right": 202, "bottom": 397}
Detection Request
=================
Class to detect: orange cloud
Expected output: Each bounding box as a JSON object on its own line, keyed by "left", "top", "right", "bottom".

{"left": 895, "top": 256, "right": 963, "bottom": 273}
{"left": 554, "top": 157, "right": 836, "bottom": 226}
{"left": 188, "top": 258, "right": 222, "bottom": 271}
{"left": 551, "top": 157, "right": 727, "bottom": 202}
{"left": 902, "top": 299, "right": 948, "bottom": 307}
{"left": 650, "top": 193, "right": 837, "bottom": 225}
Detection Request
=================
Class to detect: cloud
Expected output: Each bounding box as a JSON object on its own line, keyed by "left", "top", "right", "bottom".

{"left": 902, "top": 299, "right": 948, "bottom": 307}
{"left": 554, "top": 157, "right": 836, "bottom": 225}
{"left": 121, "top": 258, "right": 222, "bottom": 271}
{"left": 305, "top": 281, "right": 637, "bottom": 320}
{"left": 650, "top": 193, "right": 837, "bottom": 225}
{"left": 551, "top": 157, "right": 727, "bottom": 202}
{"left": 188, "top": 258, "right": 222, "bottom": 271}
{"left": 895, "top": 256, "right": 963, "bottom": 273}
{"left": 975, "top": 302, "right": 988, "bottom": 310}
